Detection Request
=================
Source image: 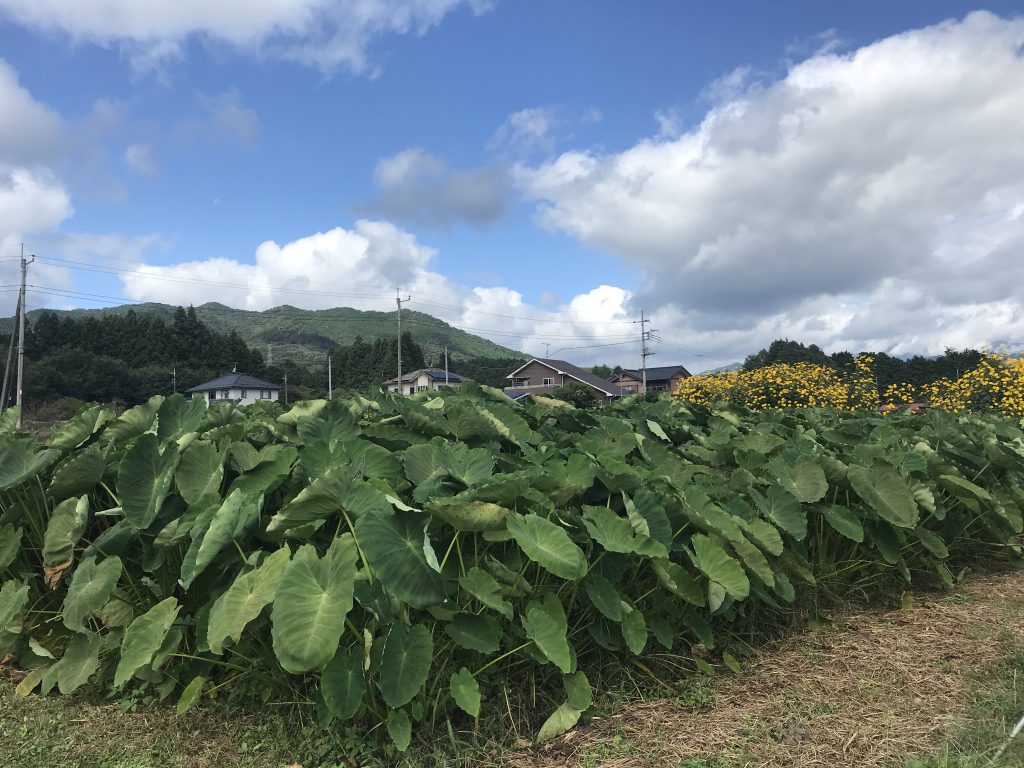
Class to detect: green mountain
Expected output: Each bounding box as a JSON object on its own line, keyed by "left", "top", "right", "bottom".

{"left": 1, "top": 302, "right": 522, "bottom": 367}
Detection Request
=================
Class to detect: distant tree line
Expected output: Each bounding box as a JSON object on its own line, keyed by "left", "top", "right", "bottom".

{"left": 327, "top": 334, "right": 525, "bottom": 392}
{"left": 742, "top": 339, "right": 984, "bottom": 395}
{"left": 1, "top": 307, "right": 324, "bottom": 411}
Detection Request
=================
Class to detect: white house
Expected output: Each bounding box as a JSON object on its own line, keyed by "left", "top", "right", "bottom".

{"left": 382, "top": 368, "right": 469, "bottom": 395}
{"left": 186, "top": 373, "right": 281, "bottom": 406}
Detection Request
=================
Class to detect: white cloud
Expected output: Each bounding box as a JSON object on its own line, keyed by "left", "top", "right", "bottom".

{"left": 0, "top": 59, "right": 62, "bottom": 166}
{"left": 117, "top": 219, "right": 644, "bottom": 362}
{"left": 176, "top": 90, "right": 261, "bottom": 149}
{"left": 0, "top": 0, "right": 496, "bottom": 75}
{"left": 518, "top": 11, "right": 1024, "bottom": 360}
{"left": 123, "top": 143, "right": 158, "bottom": 177}
{"left": 360, "top": 147, "right": 506, "bottom": 228}
{"left": 488, "top": 107, "right": 557, "bottom": 155}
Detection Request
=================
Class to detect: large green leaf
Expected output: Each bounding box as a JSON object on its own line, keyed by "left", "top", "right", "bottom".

{"left": 355, "top": 511, "right": 444, "bottom": 609}
{"left": 228, "top": 445, "right": 297, "bottom": 497}
{"left": 522, "top": 593, "right": 571, "bottom": 673}
{"left": 450, "top": 667, "right": 481, "bottom": 717}
{"left": 0, "top": 580, "right": 29, "bottom": 654}
{"left": 207, "top": 547, "right": 291, "bottom": 654}
{"left": 536, "top": 702, "right": 582, "bottom": 743}
{"left": 118, "top": 433, "right": 180, "bottom": 530}
{"left": 62, "top": 556, "right": 122, "bottom": 631}
{"left": 0, "top": 437, "right": 59, "bottom": 490}
{"left": 321, "top": 645, "right": 366, "bottom": 720}
{"left": 507, "top": 513, "right": 587, "bottom": 580}
{"left": 42, "top": 495, "right": 89, "bottom": 585}
{"left": 688, "top": 534, "right": 749, "bottom": 600}
{"left": 268, "top": 468, "right": 389, "bottom": 532}
{"left": 379, "top": 623, "right": 433, "bottom": 708}
{"left": 582, "top": 505, "right": 666, "bottom": 558}
{"left": 47, "top": 445, "right": 106, "bottom": 501}
{"left": 271, "top": 536, "right": 358, "bottom": 673}
{"left": 114, "top": 597, "right": 180, "bottom": 687}
{"left": 848, "top": 462, "right": 919, "bottom": 528}
{"left": 751, "top": 486, "right": 807, "bottom": 540}
{"left": 459, "top": 567, "right": 513, "bottom": 618}
{"left": 584, "top": 574, "right": 625, "bottom": 620}
{"left": 51, "top": 631, "right": 102, "bottom": 694}
{"left": 781, "top": 455, "right": 829, "bottom": 503}
{"left": 822, "top": 505, "right": 864, "bottom": 542}
{"left": 175, "top": 440, "right": 224, "bottom": 506}
{"left": 48, "top": 405, "right": 111, "bottom": 451}
{"left": 424, "top": 498, "right": 510, "bottom": 532}
{"left": 156, "top": 394, "right": 206, "bottom": 441}
{"left": 0, "top": 524, "right": 21, "bottom": 571}
{"left": 102, "top": 397, "right": 161, "bottom": 443}
{"left": 620, "top": 607, "right": 647, "bottom": 654}
{"left": 445, "top": 613, "right": 501, "bottom": 654}
{"left": 180, "top": 489, "right": 261, "bottom": 588}
{"left": 387, "top": 709, "right": 412, "bottom": 752}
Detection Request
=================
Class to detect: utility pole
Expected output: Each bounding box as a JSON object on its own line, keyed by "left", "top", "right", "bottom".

{"left": 283, "top": 372, "right": 288, "bottom": 405}
{"left": 327, "top": 355, "right": 333, "bottom": 399}
{"left": 543, "top": 343, "right": 550, "bottom": 358}
{"left": 16, "top": 245, "right": 34, "bottom": 428}
{"left": 267, "top": 344, "right": 272, "bottom": 366}
{"left": 172, "top": 366, "right": 177, "bottom": 394}
{"left": 444, "top": 346, "right": 449, "bottom": 387}
{"left": 0, "top": 290, "right": 20, "bottom": 414}
{"left": 634, "top": 310, "right": 656, "bottom": 394}
{"left": 396, "top": 289, "right": 409, "bottom": 395}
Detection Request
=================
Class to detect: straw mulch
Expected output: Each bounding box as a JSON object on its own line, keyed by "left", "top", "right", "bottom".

{"left": 504, "top": 570, "right": 1024, "bottom": 768}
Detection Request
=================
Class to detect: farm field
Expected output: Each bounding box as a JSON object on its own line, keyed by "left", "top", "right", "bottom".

{"left": 2, "top": 384, "right": 1024, "bottom": 765}
{"left": 3, "top": 568, "right": 1023, "bottom": 767}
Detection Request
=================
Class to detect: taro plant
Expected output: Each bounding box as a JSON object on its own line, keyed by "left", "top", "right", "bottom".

{"left": 0, "top": 386, "right": 1022, "bottom": 750}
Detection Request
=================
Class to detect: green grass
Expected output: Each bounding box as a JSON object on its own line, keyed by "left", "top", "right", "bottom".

{"left": 902, "top": 648, "right": 1024, "bottom": 767}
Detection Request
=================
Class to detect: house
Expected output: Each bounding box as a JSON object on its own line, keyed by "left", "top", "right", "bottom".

{"left": 186, "top": 373, "right": 281, "bottom": 406}
{"left": 504, "top": 358, "right": 627, "bottom": 405}
{"left": 383, "top": 368, "right": 469, "bottom": 395}
{"left": 611, "top": 365, "right": 691, "bottom": 395}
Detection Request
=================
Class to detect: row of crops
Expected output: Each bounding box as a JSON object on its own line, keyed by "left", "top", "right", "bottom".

{"left": 1, "top": 387, "right": 1023, "bottom": 748}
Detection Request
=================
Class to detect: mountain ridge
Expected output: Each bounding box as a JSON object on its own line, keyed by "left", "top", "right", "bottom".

{"left": 0, "top": 301, "right": 523, "bottom": 368}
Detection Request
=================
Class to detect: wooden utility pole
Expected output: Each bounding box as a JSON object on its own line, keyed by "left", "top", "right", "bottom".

{"left": 444, "top": 346, "right": 449, "bottom": 386}
{"left": 396, "top": 289, "right": 409, "bottom": 395}
{"left": 16, "top": 245, "right": 34, "bottom": 428}
{"left": 634, "top": 310, "right": 656, "bottom": 395}
{"left": 327, "top": 355, "right": 333, "bottom": 399}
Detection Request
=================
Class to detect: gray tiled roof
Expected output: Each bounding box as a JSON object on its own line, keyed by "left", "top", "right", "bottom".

{"left": 186, "top": 373, "right": 280, "bottom": 393}
{"left": 617, "top": 364, "right": 691, "bottom": 381}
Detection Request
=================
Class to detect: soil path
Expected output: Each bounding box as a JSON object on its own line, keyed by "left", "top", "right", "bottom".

{"left": 506, "top": 570, "right": 1024, "bottom": 768}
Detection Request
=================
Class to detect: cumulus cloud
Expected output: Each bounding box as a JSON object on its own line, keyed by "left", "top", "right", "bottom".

{"left": 176, "top": 90, "right": 261, "bottom": 149}
{"left": 518, "top": 11, "right": 1024, "bottom": 359}
{"left": 0, "top": 60, "right": 62, "bottom": 166}
{"left": 488, "top": 107, "right": 557, "bottom": 155}
{"left": 359, "top": 148, "right": 507, "bottom": 228}
{"left": 0, "top": 0, "right": 496, "bottom": 75}
{"left": 118, "top": 219, "right": 641, "bottom": 361}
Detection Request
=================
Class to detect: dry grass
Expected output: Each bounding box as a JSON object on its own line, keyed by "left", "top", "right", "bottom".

{"left": 506, "top": 570, "right": 1024, "bottom": 768}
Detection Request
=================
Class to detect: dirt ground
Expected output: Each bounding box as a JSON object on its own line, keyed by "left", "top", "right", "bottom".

{"left": 506, "top": 569, "right": 1024, "bottom": 768}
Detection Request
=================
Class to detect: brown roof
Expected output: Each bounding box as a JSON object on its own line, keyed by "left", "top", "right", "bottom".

{"left": 507, "top": 358, "right": 627, "bottom": 397}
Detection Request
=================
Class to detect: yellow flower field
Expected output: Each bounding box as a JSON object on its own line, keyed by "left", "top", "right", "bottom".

{"left": 674, "top": 352, "right": 1024, "bottom": 416}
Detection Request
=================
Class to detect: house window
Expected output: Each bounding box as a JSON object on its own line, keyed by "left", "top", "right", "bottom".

{"left": 219, "top": 390, "right": 230, "bottom": 399}
{"left": 513, "top": 377, "right": 530, "bottom": 387}
{"left": 542, "top": 377, "right": 554, "bottom": 386}
{"left": 409, "top": 387, "right": 415, "bottom": 395}
{"left": 240, "top": 389, "right": 248, "bottom": 398}
{"left": 417, "top": 385, "right": 427, "bottom": 392}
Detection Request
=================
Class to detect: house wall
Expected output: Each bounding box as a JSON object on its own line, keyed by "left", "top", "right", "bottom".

{"left": 615, "top": 372, "right": 642, "bottom": 393}
{"left": 507, "top": 361, "right": 566, "bottom": 389}
{"left": 200, "top": 388, "right": 280, "bottom": 406}
{"left": 506, "top": 361, "right": 619, "bottom": 405}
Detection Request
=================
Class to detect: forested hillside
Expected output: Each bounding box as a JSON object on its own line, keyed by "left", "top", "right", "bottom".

{"left": 0, "top": 308, "right": 526, "bottom": 412}
{"left": 0, "top": 302, "right": 521, "bottom": 369}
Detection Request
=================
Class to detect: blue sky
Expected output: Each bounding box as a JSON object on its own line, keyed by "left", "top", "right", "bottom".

{"left": 1, "top": 1, "right": 1023, "bottom": 367}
